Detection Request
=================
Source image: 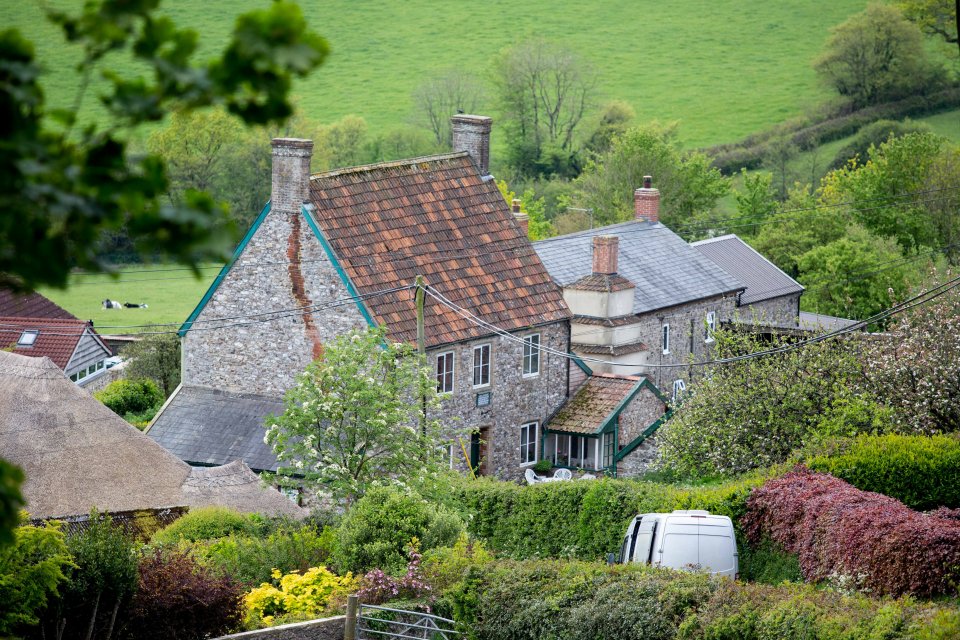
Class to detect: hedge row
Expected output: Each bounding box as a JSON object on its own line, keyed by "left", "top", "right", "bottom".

{"left": 742, "top": 467, "right": 960, "bottom": 597}
{"left": 704, "top": 88, "right": 960, "bottom": 174}
{"left": 804, "top": 434, "right": 960, "bottom": 511}
{"left": 445, "top": 470, "right": 775, "bottom": 560}
{"left": 436, "top": 559, "right": 960, "bottom": 640}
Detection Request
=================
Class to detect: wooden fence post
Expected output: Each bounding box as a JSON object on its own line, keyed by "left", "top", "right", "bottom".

{"left": 344, "top": 594, "right": 359, "bottom": 640}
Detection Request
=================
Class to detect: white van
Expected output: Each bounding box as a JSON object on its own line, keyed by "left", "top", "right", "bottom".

{"left": 616, "top": 510, "right": 738, "bottom": 578}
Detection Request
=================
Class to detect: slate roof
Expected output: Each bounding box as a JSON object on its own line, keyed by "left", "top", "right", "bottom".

{"left": 534, "top": 221, "right": 743, "bottom": 315}
{"left": 798, "top": 311, "right": 860, "bottom": 332}
{"left": 691, "top": 234, "right": 804, "bottom": 305}
{"left": 0, "top": 316, "right": 102, "bottom": 369}
{"left": 547, "top": 374, "right": 644, "bottom": 435}
{"left": 0, "top": 290, "right": 76, "bottom": 320}
{"left": 147, "top": 385, "right": 285, "bottom": 472}
{"left": 308, "top": 153, "right": 570, "bottom": 348}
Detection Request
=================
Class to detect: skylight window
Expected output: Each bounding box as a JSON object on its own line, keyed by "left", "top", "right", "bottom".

{"left": 17, "top": 330, "right": 39, "bottom": 346}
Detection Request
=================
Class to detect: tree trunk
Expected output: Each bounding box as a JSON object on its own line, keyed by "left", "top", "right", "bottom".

{"left": 84, "top": 591, "right": 101, "bottom": 640}
{"left": 105, "top": 599, "right": 121, "bottom": 640}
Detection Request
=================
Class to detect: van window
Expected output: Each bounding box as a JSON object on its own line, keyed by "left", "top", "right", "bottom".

{"left": 631, "top": 518, "right": 657, "bottom": 563}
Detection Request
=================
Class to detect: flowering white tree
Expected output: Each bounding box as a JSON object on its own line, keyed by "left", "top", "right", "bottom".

{"left": 265, "top": 327, "right": 448, "bottom": 505}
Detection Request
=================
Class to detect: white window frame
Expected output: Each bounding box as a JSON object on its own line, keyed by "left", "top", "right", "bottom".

{"left": 520, "top": 422, "right": 538, "bottom": 466}
{"left": 705, "top": 311, "right": 717, "bottom": 343}
{"left": 436, "top": 351, "right": 455, "bottom": 393}
{"left": 672, "top": 378, "right": 686, "bottom": 402}
{"left": 662, "top": 323, "right": 670, "bottom": 355}
{"left": 522, "top": 333, "right": 541, "bottom": 377}
{"left": 473, "top": 343, "right": 491, "bottom": 388}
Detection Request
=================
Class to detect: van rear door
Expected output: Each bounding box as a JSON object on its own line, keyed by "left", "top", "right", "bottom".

{"left": 629, "top": 516, "right": 657, "bottom": 564}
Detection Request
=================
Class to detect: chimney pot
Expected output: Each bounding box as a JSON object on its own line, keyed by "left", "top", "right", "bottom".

{"left": 511, "top": 198, "right": 521, "bottom": 213}
{"left": 451, "top": 114, "right": 493, "bottom": 176}
{"left": 271, "top": 138, "right": 314, "bottom": 216}
{"left": 592, "top": 235, "right": 619, "bottom": 275}
{"left": 634, "top": 176, "right": 660, "bottom": 223}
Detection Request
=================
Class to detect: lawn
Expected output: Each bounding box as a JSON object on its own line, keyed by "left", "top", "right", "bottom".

{"left": 38, "top": 264, "right": 221, "bottom": 334}
{"left": 4, "top": 0, "right": 870, "bottom": 148}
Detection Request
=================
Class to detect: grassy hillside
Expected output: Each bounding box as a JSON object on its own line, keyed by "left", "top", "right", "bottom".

{"left": 3, "top": 0, "right": 870, "bottom": 148}
{"left": 39, "top": 265, "right": 220, "bottom": 334}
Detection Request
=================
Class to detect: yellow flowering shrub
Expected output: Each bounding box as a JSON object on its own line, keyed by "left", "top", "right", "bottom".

{"left": 243, "top": 566, "right": 357, "bottom": 628}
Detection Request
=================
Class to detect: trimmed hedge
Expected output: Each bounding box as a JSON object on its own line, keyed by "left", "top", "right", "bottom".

{"left": 446, "top": 470, "right": 776, "bottom": 560}
{"left": 705, "top": 88, "right": 960, "bottom": 174}
{"left": 151, "top": 507, "right": 260, "bottom": 545}
{"left": 94, "top": 378, "right": 163, "bottom": 417}
{"left": 805, "top": 434, "right": 960, "bottom": 511}
{"left": 436, "top": 559, "right": 960, "bottom": 640}
{"left": 742, "top": 467, "right": 960, "bottom": 597}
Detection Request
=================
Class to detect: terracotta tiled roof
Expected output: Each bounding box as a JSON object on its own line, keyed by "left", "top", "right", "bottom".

{"left": 548, "top": 374, "right": 644, "bottom": 434}
{"left": 308, "top": 153, "right": 570, "bottom": 347}
{"left": 567, "top": 273, "right": 635, "bottom": 292}
{"left": 0, "top": 291, "right": 76, "bottom": 320}
{"left": 0, "top": 317, "right": 91, "bottom": 368}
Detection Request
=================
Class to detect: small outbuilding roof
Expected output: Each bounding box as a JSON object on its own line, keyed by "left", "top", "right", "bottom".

{"left": 0, "top": 290, "right": 76, "bottom": 320}
{"left": 798, "top": 311, "right": 860, "bottom": 332}
{"left": 0, "top": 352, "right": 302, "bottom": 519}
{"left": 147, "top": 385, "right": 284, "bottom": 472}
{"left": 535, "top": 221, "right": 743, "bottom": 315}
{"left": 547, "top": 373, "right": 659, "bottom": 435}
{"left": 691, "top": 234, "right": 804, "bottom": 305}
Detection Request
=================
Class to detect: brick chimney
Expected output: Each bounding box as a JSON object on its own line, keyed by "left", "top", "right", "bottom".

{"left": 511, "top": 198, "right": 529, "bottom": 237}
{"left": 634, "top": 175, "right": 660, "bottom": 223}
{"left": 271, "top": 138, "right": 314, "bottom": 215}
{"left": 592, "top": 235, "right": 619, "bottom": 275}
{"left": 451, "top": 115, "right": 492, "bottom": 176}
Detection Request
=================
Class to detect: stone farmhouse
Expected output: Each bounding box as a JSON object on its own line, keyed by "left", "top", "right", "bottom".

{"left": 148, "top": 116, "right": 669, "bottom": 480}
{"left": 535, "top": 182, "right": 745, "bottom": 396}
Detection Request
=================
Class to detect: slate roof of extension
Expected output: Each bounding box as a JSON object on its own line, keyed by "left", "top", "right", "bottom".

{"left": 308, "top": 153, "right": 570, "bottom": 348}
{"left": 147, "top": 385, "right": 285, "bottom": 472}
{"left": 548, "top": 374, "right": 646, "bottom": 435}
{"left": 691, "top": 234, "right": 804, "bottom": 305}
{"left": 0, "top": 290, "right": 76, "bottom": 320}
{"left": 0, "top": 317, "right": 105, "bottom": 368}
{"left": 534, "top": 221, "right": 743, "bottom": 315}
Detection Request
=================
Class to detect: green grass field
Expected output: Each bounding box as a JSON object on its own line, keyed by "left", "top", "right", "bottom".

{"left": 4, "top": 0, "right": 871, "bottom": 148}
{"left": 38, "top": 265, "right": 221, "bottom": 334}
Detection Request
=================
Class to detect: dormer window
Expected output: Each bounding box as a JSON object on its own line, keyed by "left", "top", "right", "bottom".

{"left": 17, "top": 330, "right": 39, "bottom": 346}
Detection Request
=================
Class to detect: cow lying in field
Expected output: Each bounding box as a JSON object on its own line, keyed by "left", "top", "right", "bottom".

{"left": 102, "top": 300, "right": 148, "bottom": 309}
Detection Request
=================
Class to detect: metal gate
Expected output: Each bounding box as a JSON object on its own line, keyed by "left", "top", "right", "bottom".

{"left": 345, "top": 597, "right": 461, "bottom": 640}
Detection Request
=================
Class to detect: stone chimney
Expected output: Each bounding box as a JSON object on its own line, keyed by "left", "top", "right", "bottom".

{"left": 271, "top": 138, "right": 314, "bottom": 215}
{"left": 592, "top": 235, "right": 619, "bottom": 275}
{"left": 511, "top": 198, "right": 529, "bottom": 237}
{"left": 451, "top": 115, "right": 492, "bottom": 175}
{"left": 634, "top": 175, "right": 660, "bottom": 223}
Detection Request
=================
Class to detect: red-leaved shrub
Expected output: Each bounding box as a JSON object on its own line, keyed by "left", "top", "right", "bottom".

{"left": 120, "top": 550, "right": 242, "bottom": 639}
{"left": 742, "top": 466, "right": 960, "bottom": 597}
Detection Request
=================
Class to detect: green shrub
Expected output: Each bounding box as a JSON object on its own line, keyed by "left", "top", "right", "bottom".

{"left": 94, "top": 378, "right": 163, "bottom": 417}
{"left": 332, "top": 486, "right": 465, "bottom": 574}
{"left": 446, "top": 470, "right": 777, "bottom": 561}
{"left": 151, "top": 507, "right": 258, "bottom": 545}
{"left": 804, "top": 434, "right": 960, "bottom": 510}
{"left": 0, "top": 520, "right": 72, "bottom": 636}
{"left": 192, "top": 524, "right": 335, "bottom": 588}
{"left": 828, "top": 119, "right": 930, "bottom": 170}
{"left": 438, "top": 559, "right": 960, "bottom": 640}
{"left": 422, "top": 534, "right": 494, "bottom": 593}
{"left": 737, "top": 537, "right": 802, "bottom": 585}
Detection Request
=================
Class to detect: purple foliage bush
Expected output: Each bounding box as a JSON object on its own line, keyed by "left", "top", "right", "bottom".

{"left": 742, "top": 466, "right": 960, "bottom": 597}
{"left": 357, "top": 543, "right": 432, "bottom": 606}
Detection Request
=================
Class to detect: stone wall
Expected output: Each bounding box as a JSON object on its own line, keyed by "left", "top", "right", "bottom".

{"left": 632, "top": 294, "right": 739, "bottom": 390}
{"left": 617, "top": 435, "right": 659, "bottom": 478}
{"left": 429, "top": 321, "right": 570, "bottom": 481}
{"left": 182, "top": 208, "right": 366, "bottom": 396}
{"left": 613, "top": 384, "right": 666, "bottom": 478}
{"left": 213, "top": 616, "right": 344, "bottom": 640}
{"left": 740, "top": 293, "right": 801, "bottom": 328}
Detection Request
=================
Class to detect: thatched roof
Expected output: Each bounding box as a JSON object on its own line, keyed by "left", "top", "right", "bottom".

{"left": 0, "top": 351, "right": 303, "bottom": 520}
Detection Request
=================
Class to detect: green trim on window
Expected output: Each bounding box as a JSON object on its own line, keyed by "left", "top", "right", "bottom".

{"left": 179, "top": 201, "right": 272, "bottom": 336}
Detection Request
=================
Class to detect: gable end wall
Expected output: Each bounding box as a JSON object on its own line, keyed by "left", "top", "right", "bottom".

{"left": 182, "top": 209, "right": 365, "bottom": 396}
